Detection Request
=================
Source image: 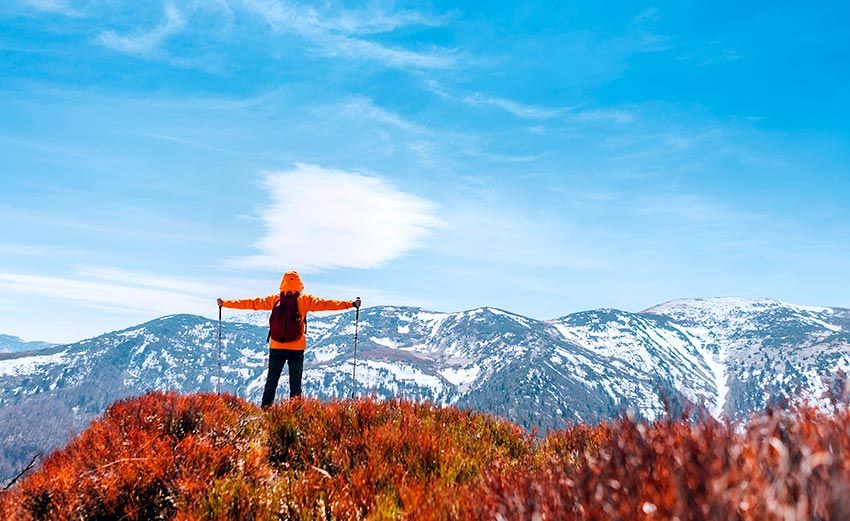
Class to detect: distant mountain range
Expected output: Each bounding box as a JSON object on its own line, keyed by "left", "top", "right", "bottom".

{"left": 1, "top": 297, "right": 848, "bottom": 481}
{"left": 0, "top": 334, "right": 55, "bottom": 354}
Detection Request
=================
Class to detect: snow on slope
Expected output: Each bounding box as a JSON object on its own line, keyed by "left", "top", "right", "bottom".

{"left": 0, "top": 349, "right": 68, "bottom": 378}
{"left": 644, "top": 298, "right": 849, "bottom": 415}
{"left": 550, "top": 309, "right": 721, "bottom": 414}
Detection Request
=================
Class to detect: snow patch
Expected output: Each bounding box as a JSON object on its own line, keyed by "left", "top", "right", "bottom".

{"left": 0, "top": 350, "right": 67, "bottom": 377}
{"left": 439, "top": 366, "right": 480, "bottom": 387}
{"left": 370, "top": 337, "right": 398, "bottom": 349}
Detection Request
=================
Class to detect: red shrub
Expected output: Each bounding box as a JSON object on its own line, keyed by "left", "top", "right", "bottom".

{"left": 0, "top": 392, "right": 260, "bottom": 520}
{"left": 2, "top": 393, "right": 849, "bottom": 521}
{"left": 0, "top": 393, "right": 531, "bottom": 520}
{"left": 458, "top": 408, "right": 850, "bottom": 521}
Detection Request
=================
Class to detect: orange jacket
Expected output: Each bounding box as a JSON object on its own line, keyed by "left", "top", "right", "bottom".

{"left": 220, "top": 271, "right": 353, "bottom": 351}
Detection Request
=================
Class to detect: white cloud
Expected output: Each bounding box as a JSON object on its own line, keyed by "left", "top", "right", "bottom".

{"left": 228, "top": 164, "right": 441, "bottom": 272}
{"left": 97, "top": 2, "right": 185, "bottom": 56}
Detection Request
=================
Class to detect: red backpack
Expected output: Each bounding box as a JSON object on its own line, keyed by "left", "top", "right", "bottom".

{"left": 269, "top": 291, "right": 303, "bottom": 343}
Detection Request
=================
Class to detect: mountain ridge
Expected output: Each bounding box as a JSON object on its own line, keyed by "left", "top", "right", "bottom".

{"left": 0, "top": 334, "right": 56, "bottom": 354}
{"left": 1, "top": 297, "right": 848, "bottom": 481}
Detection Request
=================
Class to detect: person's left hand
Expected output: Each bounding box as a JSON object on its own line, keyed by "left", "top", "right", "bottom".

{"left": 217, "top": 298, "right": 224, "bottom": 307}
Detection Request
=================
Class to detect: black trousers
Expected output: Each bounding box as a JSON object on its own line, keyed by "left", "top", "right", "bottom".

{"left": 261, "top": 349, "right": 304, "bottom": 407}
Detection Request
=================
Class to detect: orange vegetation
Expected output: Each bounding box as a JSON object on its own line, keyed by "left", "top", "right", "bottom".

{"left": 1, "top": 392, "right": 848, "bottom": 520}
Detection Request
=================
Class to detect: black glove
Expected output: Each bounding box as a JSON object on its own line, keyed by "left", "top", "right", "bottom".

{"left": 353, "top": 297, "right": 362, "bottom": 309}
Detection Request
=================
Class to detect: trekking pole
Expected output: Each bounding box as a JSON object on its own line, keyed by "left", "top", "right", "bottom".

{"left": 351, "top": 297, "right": 361, "bottom": 399}
{"left": 217, "top": 305, "right": 222, "bottom": 395}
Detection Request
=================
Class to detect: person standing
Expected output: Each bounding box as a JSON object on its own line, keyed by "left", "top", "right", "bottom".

{"left": 218, "top": 271, "right": 360, "bottom": 407}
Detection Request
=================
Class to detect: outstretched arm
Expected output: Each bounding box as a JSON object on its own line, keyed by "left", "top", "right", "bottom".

{"left": 306, "top": 295, "right": 357, "bottom": 313}
{"left": 218, "top": 295, "right": 278, "bottom": 311}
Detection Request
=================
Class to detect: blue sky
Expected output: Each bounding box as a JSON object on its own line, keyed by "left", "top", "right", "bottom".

{"left": 1, "top": 0, "right": 849, "bottom": 343}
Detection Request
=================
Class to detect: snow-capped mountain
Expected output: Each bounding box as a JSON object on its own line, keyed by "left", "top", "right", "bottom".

{"left": 644, "top": 298, "right": 850, "bottom": 416}
{"left": 0, "top": 334, "right": 55, "bottom": 354}
{"left": 1, "top": 297, "right": 848, "bottom": 481}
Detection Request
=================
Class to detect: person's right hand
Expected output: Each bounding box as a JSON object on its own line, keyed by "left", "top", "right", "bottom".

{"left": 353, "top": 297, "right": 362, "bottom": 309}
{"left": 217, "top": 298, "right": 224, "bottom": 307}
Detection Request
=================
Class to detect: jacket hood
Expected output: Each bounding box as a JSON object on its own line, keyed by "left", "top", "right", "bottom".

{"left": 280, "top": 271, "right": 304, "bottom": 294}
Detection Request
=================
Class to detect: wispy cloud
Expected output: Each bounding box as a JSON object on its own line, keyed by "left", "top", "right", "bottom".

{"left": 75, "top": 265, "right": 219, "bottom": 296}
{"left": 460, "top": 92, "right": 562, "bottom": 119}
{"left": 631, "top": 7, "right": 661, "bottom": 26}
{"left": 320, "top": 8, "right": 451, "bottom": 35}
{"left": 314, "top": 96, "right": 477, "bottom": 170}
{"left": 236, "top": 0, "right": 450, "bottom": 36}
{"left": 574, "top": 108, "right": 638, "bottom": 124}
{"left": 462, "top": 149, "right": 550, "bottom": 163}
{"left": 0, "top": 265, "right": 413, "bottom": 331}
{"left": 426, "top": 81, "right": 640, "bottom": 126}
{"left": 0, "top": 271, "right": 214, "bottom": 316}
{"left": 238, "top": 0, "right": 456, "bottom": 69}
{"left": 228, "top": 164, "right": 442, "bottom": 272}
{"left": 97, "top": 2, "right": 185, "bottom": 56}
{"left": 18, "top": 0, "right": 79, "bottom": 16}
{"left": 88, "top": 0, "right": 456, "bottom": 69}
{"left": 428, "top": 81, "right": 563, "bottom": 119}
{"left": 0, "top": 243, "right": 88, "bottom": 258}
{"left": 628, "top": 7, "right": 673, "bottom": 53}
{"left": 687, "top": 41, "right": 743, "bottom": 67}
{"left": 326, "top": 96, "right": 429, "bottom": 135}
{"left": 312, "top": 35, "right": 455, "bottom": 69}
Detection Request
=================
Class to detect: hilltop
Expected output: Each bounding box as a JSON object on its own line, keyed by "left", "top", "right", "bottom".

{"left": 2, "top": 392, "right": 850, "bottom": 520}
